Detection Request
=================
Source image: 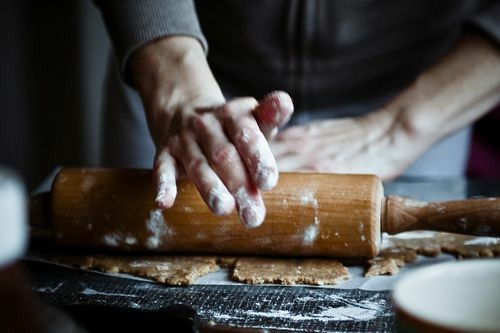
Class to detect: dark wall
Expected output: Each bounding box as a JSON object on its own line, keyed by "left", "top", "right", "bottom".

{"left": 0, "top": 0, "right": 109, "bottom": 188}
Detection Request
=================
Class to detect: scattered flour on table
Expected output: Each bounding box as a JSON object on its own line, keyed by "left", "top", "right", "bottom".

{"left": 197, "top": 293, "right": 387, "bottom": 324}
{"left": 36, "top": 282, "right": 63, "bottom": 293}
{"left": 80, "top": 287, "right": 137, "bottom": 298}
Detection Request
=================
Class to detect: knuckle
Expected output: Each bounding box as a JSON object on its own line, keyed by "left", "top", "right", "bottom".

{"left": 166, "top": 135, "right": 180, "bottom": 150}
{"left": 217, "top": 104, "right": 233, "bottom": 118}
{"left": 233, "top": 128, "right": 260, "bottom": 147}
{"left": 212, "top": 144, "right": 239, "bottom": 165}
{"left": 186, "top": 157, "right": 206, "bottom": 175}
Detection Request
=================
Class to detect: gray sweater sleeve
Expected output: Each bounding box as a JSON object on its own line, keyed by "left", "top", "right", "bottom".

{"left": 94, "top": 0, "right": 207, "bottom": 81}
{"left": 469, "top": 0, "right": 500, "bottom": 46}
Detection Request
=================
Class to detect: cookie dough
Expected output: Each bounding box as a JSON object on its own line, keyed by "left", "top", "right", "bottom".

{"left": 365, "top": 248, "right": 417, "bottom": 277}
{"left": 53, "top": 254, "right": 219, "bottom": 285}
{"left": 389, "top": 232, "right": 476, "bottom": 257}
{"left": 232, "top": 257, "right": 350, "bottom": 285}
{"left": 365, "top": 232, "right": 500, "bottom": 277}
{"left": 51, "top": 232, "right": 500, "bottom": 285}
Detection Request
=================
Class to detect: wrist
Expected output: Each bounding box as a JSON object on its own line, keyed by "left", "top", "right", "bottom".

{"left": 129, "top": 36, "right": 225, "bottom": 140}
{"left": 131, "top": 35, "right": 224, "bottom": 103}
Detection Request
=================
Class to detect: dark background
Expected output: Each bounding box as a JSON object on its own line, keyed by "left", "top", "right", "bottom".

{"left": 0, "top": 0, "right": 498, "bottom": 190}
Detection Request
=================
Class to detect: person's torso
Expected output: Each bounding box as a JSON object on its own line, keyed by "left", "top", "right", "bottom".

{"left": 195, "top": 0, "right": 487, "bottom": 112}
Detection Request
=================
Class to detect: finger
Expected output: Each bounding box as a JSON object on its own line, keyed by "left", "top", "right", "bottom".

{"left": 223, "top": 114, "right": 278, "bottom": 191}
{"left": 254, "top": 91, "right": 294, "bottom": 139}
{"left": 192, "top": 111, "right": 266, "bottom": 228}
{"left": 153, "top": 149, "right": 178, "bottom": 209}
{"left": 175, "top": 132, "right": 235, "bottom": 216}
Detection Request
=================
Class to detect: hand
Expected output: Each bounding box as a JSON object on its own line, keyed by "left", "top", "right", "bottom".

{"left": 273, "top": 32, "right": 500, "bottom": 180}
{"left": 129, "top": 36, "right": 293, "bottom": 227}
{"left": 270, "top": 107, "right": 427, "bottom": 180}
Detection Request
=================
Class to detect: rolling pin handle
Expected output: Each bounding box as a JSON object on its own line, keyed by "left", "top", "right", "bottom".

{"left": 382, "top": 195, "right": 500, "bottom": 237}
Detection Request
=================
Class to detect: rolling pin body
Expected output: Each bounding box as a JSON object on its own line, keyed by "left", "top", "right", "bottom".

{"left": 47, "top": 169, "right": 500, "bottom": 258}
{"left": 51, "top": 169, "right": 383, "bottom": 258}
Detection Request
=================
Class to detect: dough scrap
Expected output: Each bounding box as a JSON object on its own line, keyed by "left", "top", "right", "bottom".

{"left": 365, "top": 248, "right": 417, "bottom": 277}
{"left": 442, "top": 243, "right": 500, "bottom": 259}
{"left": 53, "top": 254, "right": 219, "bottom": 285}
{"left": 232, "top": 257, "right": 350, "bottom": 285}
{"left": 365, "top": 232, "right": 500, "bottom": 277}
{"left": 389, "top": 233, "right": 476, "bottom": 257}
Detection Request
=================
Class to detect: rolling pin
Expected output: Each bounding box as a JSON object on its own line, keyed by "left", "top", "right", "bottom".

{"left": 32, "top": 168, "right": 500, "bottom": 258}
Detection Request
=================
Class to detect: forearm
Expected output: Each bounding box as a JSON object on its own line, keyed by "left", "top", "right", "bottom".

{"left": 94, "top": 0, "right": 207, "bottom": 81}
{"left": 390, "top": 32, "right": 500, "bottom": 146}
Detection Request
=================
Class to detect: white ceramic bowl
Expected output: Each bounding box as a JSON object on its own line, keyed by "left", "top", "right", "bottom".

{"left": 0, "top": 167, "right": 27, "bottom": 268}
{"left": 393, "top": 260, "right": 500, "bottom": 333}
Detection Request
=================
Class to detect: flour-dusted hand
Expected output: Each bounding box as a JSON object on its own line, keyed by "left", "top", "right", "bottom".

{"left": 130, "top": 36, "right": 294, "bottom": 227}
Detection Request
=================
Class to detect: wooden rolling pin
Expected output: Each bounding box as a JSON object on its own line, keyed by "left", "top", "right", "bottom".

{"left": 33, "top": 168, "right": 500, "bottom": 258}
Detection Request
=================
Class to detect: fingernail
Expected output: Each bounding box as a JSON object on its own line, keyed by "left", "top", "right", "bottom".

{"left": 208, "top": 186, "right": 234, "bottom": 215}
{"left": 234, "top": 187, "right": 266, "bottom": 228}
{"left": 155, "top": 182, "right": 176, "bottom": 209}
{"left": 256, "top": 165, "right": 278, "bottom": 191}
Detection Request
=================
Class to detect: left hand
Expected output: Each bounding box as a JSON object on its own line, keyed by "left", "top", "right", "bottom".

{"left": 270, "top": 107, "right": 428, "bottom": 180}
{"left": 272, "top": 31, "right": 500, "bottom": 181}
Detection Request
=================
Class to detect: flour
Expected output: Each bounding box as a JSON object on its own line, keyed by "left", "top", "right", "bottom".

{"left": 359, "top": 222, "right": 366, "bottom": 242}
{"left": 80, "top": 175, "right": 96, "bottom": 193}
{"left": 303, "top": 224, "right": 319, "bottom": 246}
{"left": 464, "top": 237, "right": 499, "bottom": 246}
{"left": 390, "top": 231, "right": 438, "bottom": 239}
{"left": 36, "top": 282, "right": 63, "bottom": 293}
{"left": 401, "top": 198, "right": 428, "bottom": 208}
{"left": 125, "top": 236, "right": 138, "bottom": 245}
{"left": 103, "top": 233, "right": 120, "bottom": 247}
{"left": 197, "top": 294, "right": 386, "bottom": 325}
{"left": 80, "top": 287, "right": 136, "bottom": 298}
{"left": 282, "top": 199, "right": 289, "bottom": 208}
{"left": 300, "top": 190, "right": 320, "bottom": 245}
{"left": 155, "top": 173, "right": 176, "bottom": 207}
{"left": 145, "top": 209, "right": 172, "bottom": 249}
{"left": 207, "top": 185, "right": 233, "bottom": 216}
{"left": 102, "top": 232, "right": 137, "bottom": 247}
{"left": 234, "top": 186, "right": 265, "bottom": 228}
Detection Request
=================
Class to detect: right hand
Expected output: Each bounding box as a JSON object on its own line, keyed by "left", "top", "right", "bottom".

{"left": 129, "top": 36, "right": 294, "bottom": 228}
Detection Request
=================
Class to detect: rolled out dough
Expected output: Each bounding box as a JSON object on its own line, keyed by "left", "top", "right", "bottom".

{"left": 365, "top": 248, "right": 417, "bottom": 277}
{"left": 53, "top": 232, "right": 500, "bottom": 285}
{"left": 53, "top": 254, "right": 219, "bottom": 285}
{"left": 232, "top": 257, "right": 350, "bottom": 285}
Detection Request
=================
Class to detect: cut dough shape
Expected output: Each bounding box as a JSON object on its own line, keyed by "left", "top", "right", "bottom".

{"left": 53, "top": 254, "right": 219, "bottom": 285}
{"left": 365, "top": 232, "right": 500, "bottom": 277}
{"left": 442, "top": 243, "right": 500, "bottom": 259}
{"left": 365, "top": 248, "right": 417, "bottom": 277}
{"left": 232, "top": 257, "right": 350, "bottom": 285}
{"left": 389, "top": 233, "right": 476, "bottom": 257}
